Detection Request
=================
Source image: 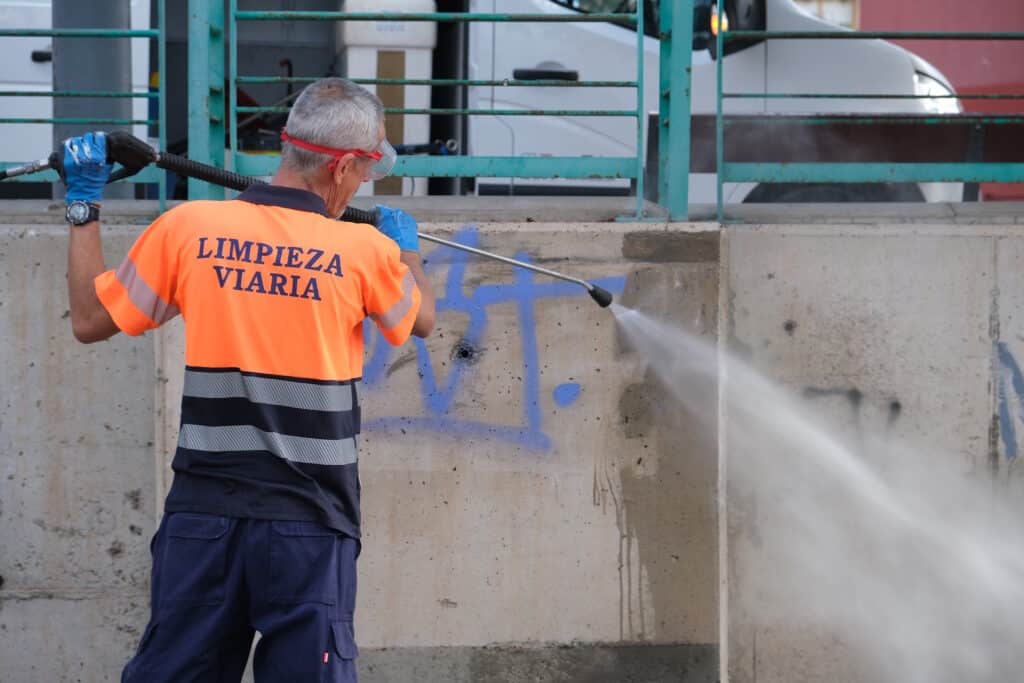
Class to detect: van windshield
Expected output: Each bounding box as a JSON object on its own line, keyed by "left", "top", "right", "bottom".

{"left": 549, "top": 0, "right": 660, "bottom": 40}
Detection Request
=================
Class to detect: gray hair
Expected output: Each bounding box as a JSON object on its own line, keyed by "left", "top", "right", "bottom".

{"left": 280, "top": 77, "right": 383, "bottom": 174}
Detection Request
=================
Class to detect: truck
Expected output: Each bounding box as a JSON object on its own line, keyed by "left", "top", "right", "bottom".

{"left": 0, "top": 0, "right": 964, "bottom": 205}
{"left": 455, "top": 0, "right": 962, "bottom": 203}
{"left": 0, "top": 0, "right": 152, "bottom": 170}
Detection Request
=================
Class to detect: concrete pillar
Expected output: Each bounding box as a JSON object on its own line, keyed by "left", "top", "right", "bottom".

{"left": 52, "top": 0, "right": 132, "bottom": 198}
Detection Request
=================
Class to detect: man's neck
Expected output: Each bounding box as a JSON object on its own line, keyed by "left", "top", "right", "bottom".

{"left": 272, "top": 167, "right": 323, "bottom": 199}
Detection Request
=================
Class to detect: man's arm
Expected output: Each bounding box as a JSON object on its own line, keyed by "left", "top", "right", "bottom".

{"left": 62, "top": 132, "right": 119, "bottom": 344}
{"left": 400, "top": 251, "right": 435, "bottom": 338}
{"left": 67, "top": 219, "right": 119, "bottom": 343}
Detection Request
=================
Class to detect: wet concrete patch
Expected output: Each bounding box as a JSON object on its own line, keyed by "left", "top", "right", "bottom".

{"left": 360, "top": 643, "right": 718, "bottom": 683}
{"left": 622, "top": 232, "right": 719, "bottom": 263}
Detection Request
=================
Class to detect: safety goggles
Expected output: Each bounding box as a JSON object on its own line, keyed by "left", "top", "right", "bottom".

{"left": 280, "top": 130, "right": 396, "bottom": 181}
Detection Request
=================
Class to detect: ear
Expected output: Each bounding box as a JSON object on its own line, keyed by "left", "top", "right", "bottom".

{"left": 331, "top": 153, "right": 356, "bottom": 184}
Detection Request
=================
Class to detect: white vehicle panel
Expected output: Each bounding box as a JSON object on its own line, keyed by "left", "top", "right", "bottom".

{"left": 0, "top": 0, "right": 150, "bottom": 164}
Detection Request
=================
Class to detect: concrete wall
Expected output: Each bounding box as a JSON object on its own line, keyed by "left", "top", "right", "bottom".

{"left": 1, "top": 205, "right": 719, "bottom": 682}
{"left": 721, "top": 224, "right": 1024, "bottom": 683}
{"left": 0, "top": 219, "right": 157, "bottom": 682}
{"left": 8, "top": 199, "right": 1024, "bottom": 682}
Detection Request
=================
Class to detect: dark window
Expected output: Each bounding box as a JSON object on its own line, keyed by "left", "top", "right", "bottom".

{"left": 549, "top": 0, "right": 660, "bottom": 40}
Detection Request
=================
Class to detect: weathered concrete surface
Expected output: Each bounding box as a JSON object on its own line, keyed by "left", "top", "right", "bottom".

{"left": 11, "top": 197, "right": 1024, "bottom": 682}
{"left": 0, "top": 223, "right": 157, "bottom": 681}
{"left": 2, "top": 205, "right": 719, "bottom": 681}
{"left": 721, "top": 224, "right": 1022, "bottom": 683}
{"left": 359, "top": 643, "right": 717, "bottom": 683}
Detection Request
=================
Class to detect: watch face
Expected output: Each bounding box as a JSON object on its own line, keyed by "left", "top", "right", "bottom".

{"left": 67, "top": 202, "right": 90, "bottom": 224}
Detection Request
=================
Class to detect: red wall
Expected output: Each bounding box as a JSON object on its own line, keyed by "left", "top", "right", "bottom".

{"left": 860, "top": 0, "right": 1024, "bottom": 199}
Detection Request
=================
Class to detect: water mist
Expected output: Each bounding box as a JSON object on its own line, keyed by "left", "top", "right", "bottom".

{"left": 611, "top": 303, "right": 1024, "bottom": 683}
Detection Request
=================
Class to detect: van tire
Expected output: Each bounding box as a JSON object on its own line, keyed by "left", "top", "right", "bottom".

{"left": 743, "top": 183, "right": 925, "bottom": 203}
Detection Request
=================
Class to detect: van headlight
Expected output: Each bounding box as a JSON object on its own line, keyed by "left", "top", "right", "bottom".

{"left": 914, "top": 72, "right": 961, "bottom": 115}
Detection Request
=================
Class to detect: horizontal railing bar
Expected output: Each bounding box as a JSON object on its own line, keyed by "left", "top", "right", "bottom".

{"left": 722, "top": 161, "right": 1024, "bottom": 184}
{"left": 721, "top": 114, "right": 1024, "bottom": 126}
{"left": 236, "top": 76, "right": 638, "bottom": 88}
{"left": 238, "top": 106, "right": 638, "bottom": 117}
{"left": 0, "top": 163, "right": 164, "bottom": 183}
{"left": 234, "top": 153, "right": 639, "bottom": 179}
{"left": 234, "top": 11, "right": 635, "bottom": 24}
{"left": 726, "top": 30, "right": 1024, "bottom": 41}
{"left": 0, "top": 28, "right": 158, "bottom": 37}
{"left": 723, "top": 92, "right": 1024, "bottom": 100}
{"left": 0, "top": 90, "right": 157, "bottom": 98}
{"left": 0, "top": 117, "right": 155, "bottom": 125}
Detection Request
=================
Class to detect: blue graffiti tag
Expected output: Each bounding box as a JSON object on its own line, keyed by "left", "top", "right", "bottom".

{"left": 996, "top": 341, "right": 1023, "bottom": 460}
{"left": 361, "top": 226, "right": 626, "bottom": 451}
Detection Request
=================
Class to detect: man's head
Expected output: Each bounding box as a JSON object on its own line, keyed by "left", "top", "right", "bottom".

{"left": 277, "top": 78, "right": 391, "bottom": 217}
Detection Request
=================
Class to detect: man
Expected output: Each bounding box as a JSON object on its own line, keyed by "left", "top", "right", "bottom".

{"left": 63, "top": 78, "right": 435, "bottom": 682}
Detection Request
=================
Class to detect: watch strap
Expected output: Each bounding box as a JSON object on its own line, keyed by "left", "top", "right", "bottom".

{"left": 67, "top": 201, "right": 100, "bottom": 226}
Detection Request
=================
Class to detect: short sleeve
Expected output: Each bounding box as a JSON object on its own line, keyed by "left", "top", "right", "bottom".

{"left": 94, "top": 210, "right": 182, "bottom": 337}
{"left": 364, "top": 238, "right": 422, "bottom": 346}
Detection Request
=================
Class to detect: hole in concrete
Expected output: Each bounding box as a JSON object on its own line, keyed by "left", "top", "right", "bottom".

{"left": 783, "top": 319, "right": 797, "bottom": 335}
{"left": 451, "top": 339, "right": 482, "bottom": 365}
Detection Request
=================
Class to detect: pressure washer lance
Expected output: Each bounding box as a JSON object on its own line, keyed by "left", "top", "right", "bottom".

{"left": 0, "top": 132, "right": 614, "bottom": 308}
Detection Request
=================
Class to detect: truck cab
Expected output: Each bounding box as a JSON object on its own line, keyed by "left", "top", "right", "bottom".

{"left": 464, "top": 0, "right": 961, "bottom": 203}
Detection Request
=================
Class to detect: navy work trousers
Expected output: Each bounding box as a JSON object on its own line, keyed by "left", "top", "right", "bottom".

{"left": 122, "top": 512, "right": 360, "bottom": 682}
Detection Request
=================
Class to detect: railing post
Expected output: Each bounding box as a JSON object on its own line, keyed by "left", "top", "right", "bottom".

{"left": 659, "top": 0, "right": 694, "bottom": 220}
{"left": 188, "top": 0, "right": 225, "bottom": 199}
{"left": 157, "top": 0, "right": 167, "bottom": 210}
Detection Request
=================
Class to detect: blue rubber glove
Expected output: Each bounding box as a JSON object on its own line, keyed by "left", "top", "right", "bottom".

{"left": 374, "top": 205, "right": 419, "bottom": 252}
{"left": 63, "top": 131, "right": 112, "bottom": 203}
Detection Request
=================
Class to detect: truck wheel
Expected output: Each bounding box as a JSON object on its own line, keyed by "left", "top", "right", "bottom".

{"left": 743, "top": 183, "right": 925, "bottom": 203}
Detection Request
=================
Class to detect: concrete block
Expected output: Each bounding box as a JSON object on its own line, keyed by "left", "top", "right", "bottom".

{"left": 1, "top": 222, "right": 156, "bottom": 682}
{"left": 722, "top": 226, "right": 998, "bottom": 683}
{"left": 0, "top": 592, "right": 149, "bottom": 682}
{"left": 358, "top": 643, "right": 718, "bottom": 683}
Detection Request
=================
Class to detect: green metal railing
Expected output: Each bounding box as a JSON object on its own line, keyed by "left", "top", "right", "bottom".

{"left": 715, "top": 10, "right": 1024, "bottom": 222}
{"left": 184, "top": 1, "right": 694, "bottom": 219}
{"left": 0, "top": 2, "right": 167, "bottom": 205}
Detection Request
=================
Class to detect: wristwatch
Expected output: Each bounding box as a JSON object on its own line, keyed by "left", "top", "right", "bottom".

{"left": 66, "top": 200, "right": 100, "bottom": 226}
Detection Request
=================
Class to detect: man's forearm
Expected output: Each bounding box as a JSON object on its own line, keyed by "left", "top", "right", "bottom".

{"left": 67, "top": 221, "right": 117, "bottom": 343}
{"left": 400, "top": 251, "right": 436, "bottom": 337}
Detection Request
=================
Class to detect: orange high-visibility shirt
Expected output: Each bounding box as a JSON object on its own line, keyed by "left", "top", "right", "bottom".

{"left": 94, "top": 184, "right": 421, "bottom": 536}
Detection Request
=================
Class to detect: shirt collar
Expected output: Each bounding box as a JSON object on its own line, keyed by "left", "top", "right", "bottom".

{"left": 236, "top": 183, "right": 331, "bottom": 218}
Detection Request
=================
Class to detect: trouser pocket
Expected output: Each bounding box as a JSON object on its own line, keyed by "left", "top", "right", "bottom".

{"left": 269, "top": 520, "right": 339, "bottom": 605}
{"left": 331, "top": 621, "right": 358, "bottom": 660}
{"left": 324, "top": 621, "right": 358, "bottom": 683}
{"left": 158, "top": 512, "right": 231, "bottom": 605}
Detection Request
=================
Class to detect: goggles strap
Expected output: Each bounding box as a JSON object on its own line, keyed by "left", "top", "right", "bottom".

{"left": 280, "top": 130, "right": 382, "bottom": 160}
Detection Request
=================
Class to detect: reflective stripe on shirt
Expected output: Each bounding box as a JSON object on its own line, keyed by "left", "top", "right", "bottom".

{"left": 370, "top": 271, "right": 416, "bottom": 330}
{"left": 115, "top": 256, "right": 180, "bottom": 325}
{"left": 178, "top": 424, "right": 358, "bottom": 467}
{"left": 178, "top": 366, "right": 360, "bottom": 466}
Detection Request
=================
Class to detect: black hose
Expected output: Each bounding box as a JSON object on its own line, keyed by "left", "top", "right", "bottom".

{"left": 338, "top": 205, "right": 379, "bottom": 226}
{"left": 155, "top": 153, "right": 255, "bottom": 193}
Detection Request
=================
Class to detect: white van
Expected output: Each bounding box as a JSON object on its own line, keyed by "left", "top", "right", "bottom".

{"left": 465, "top": 0, "right": 961, "bottom": 203}
{"left": 0, "top": 0, "right": 151, "bottom": 166}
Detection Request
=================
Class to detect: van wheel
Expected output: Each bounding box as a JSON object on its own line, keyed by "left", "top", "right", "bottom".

{"left": 743, "top": 183, "right": 925, "bottom": 203}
